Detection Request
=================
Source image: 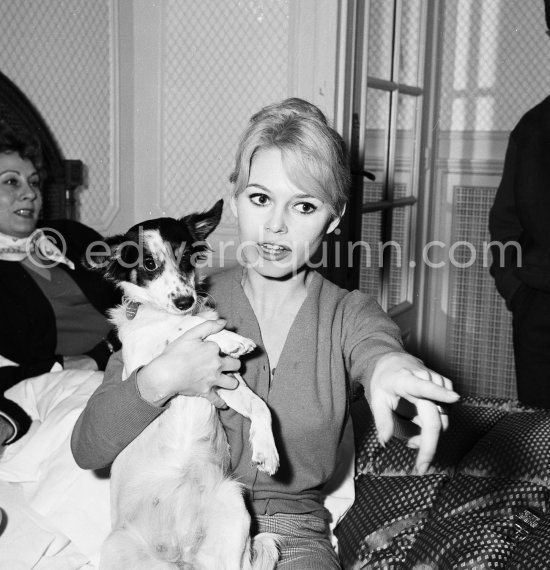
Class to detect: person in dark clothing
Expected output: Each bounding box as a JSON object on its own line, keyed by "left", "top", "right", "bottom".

{"left": 0, "top": 122, "right": 121, "bottom": 445}
{"left": 488, "top": 0, "right": 550, "bottom": 407}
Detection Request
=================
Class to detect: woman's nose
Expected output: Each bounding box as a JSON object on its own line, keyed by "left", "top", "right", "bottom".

{"left": 19, "top": 181, "right": 38, "bottom": 201}
{"left": 265, "top": 209, "right": 287, "bottom": 234}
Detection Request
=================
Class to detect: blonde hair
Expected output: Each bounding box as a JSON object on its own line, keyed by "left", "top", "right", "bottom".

{"left": 229, "top": 98, "right": 350, "bottom": 218}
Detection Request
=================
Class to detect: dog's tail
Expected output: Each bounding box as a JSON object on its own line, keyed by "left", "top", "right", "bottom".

{"left": 247, "top": 532, "right": 280, "bottom": 570}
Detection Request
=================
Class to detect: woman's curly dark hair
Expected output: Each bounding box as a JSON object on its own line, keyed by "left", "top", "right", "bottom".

{"left": 0, "top": 121, "right": 44, "bottom": 176}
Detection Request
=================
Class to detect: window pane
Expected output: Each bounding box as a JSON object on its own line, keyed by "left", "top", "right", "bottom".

{"left": 395, "top": 93, "right": 421, "bottom": 198}
{"left": 358, "top": 212, "right": 382, "bottom": 299}
{"left": 387, "top": 205, "right": 414, "bottom": 309}
{"left": 367, "top": 0, "right": 394, "bottom": 81}
{"left": 363, "top": 180, "right": 384, "bottom": 204}
{"left": 364, "top": 88, "right": 390, "bottom": 201}
{"left": 398, "top": 0, "right": 424, "bottom": 86}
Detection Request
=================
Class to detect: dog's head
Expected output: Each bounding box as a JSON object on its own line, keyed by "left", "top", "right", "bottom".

{"left": 85, "top": 199, "right": 223, "bottom": 314}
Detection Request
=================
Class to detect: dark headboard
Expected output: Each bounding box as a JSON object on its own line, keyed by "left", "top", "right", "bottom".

{"left": 0, "top": 71, "right": 82, "bottom": 220}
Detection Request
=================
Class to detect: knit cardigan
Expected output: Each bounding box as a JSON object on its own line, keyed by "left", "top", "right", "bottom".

{"left": 71, "top": 267, "right": 404, "bottom": 517}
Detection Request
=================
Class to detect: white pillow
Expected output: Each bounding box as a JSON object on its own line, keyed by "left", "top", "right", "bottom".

{"left": 0, "top": 369, "right": 110, "bottom": 567}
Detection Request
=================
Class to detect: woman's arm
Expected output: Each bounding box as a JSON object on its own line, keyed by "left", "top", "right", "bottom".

{"left": 342, "top": 292, "right": 459, "bottom": 474}
{"left": 71, "top": 351, "right": 162, "bottom": 469}
{"left": 71, "top": 319, "right": 242, "bottom": 469}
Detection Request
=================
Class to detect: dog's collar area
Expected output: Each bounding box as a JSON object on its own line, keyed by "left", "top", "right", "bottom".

{"left": 125, "top": 300, "right": 141, "bottom": 320}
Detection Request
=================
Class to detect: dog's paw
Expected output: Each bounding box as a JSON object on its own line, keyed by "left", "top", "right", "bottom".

{"left": 208, "top": 330, "right": 256, "bottom": 357}
{"left": 250, "top": 429, "right": 280, "bottom": 476}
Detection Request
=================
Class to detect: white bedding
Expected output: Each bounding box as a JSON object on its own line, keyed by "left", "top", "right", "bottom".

{"left": 0, "top": 367, "right": 355, "bottom": 568}
{"left": 0, "top": 369, "right": 111, "bottom": 569}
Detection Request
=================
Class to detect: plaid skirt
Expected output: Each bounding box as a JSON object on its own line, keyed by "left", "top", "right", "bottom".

{"left": 254, "top": 512, "right": 342, "bottom": 570}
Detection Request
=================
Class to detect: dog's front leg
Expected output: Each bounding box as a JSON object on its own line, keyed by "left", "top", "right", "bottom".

{"left": 207, "top": 329, "right": 256, "bottom": 357}
{"left": 217, "top": 375, "right": 279, "bottom": 476}
{"left": 206, "top": 328, "right": 279, "bottom": 475}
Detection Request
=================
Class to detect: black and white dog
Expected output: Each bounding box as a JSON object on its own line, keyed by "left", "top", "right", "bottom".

{"left": 88, "top": 199, "right": 279, "bottom": 569}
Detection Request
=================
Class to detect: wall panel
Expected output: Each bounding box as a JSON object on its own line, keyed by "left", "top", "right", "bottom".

{"left": 160, "top": 0, "right": 289, "bottom": 234}
{"left": 0, "top": 0, "right": 118, "bottom": 232}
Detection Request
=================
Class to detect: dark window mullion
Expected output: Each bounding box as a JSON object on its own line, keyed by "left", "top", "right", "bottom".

{"left": 362, "top": 195, "right": 418, "bottom": 213}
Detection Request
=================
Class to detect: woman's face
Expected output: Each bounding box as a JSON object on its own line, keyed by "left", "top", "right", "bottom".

{"left": 0, "top": 152, "right": 41, "bottom": 238}
{"left": 231, "top": 147, "right": 341, "bottom": 279}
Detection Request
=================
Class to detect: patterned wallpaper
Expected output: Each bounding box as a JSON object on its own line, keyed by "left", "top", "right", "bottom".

{"left": 0, "top": 0, "right": 115, "bottom": 230}
{"left": 161, "top": 0, "right": 289, "bottom": 225}
{"left": 0, "top": 0, "right": 547, "bottom": 230}
{"left": 439, "top": 0, "right": 550, "bottom": 132}
{"left": 0, "top": 0, "right": 289, "bottom": 232}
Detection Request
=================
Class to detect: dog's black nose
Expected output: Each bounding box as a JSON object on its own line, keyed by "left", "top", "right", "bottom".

{"left": 173, "top": 296, "right": 195, "bottom": 311}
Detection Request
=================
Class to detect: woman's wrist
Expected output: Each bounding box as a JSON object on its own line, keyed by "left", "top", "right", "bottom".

{"left": 136, "top": 362, "right": 174, "bottom": 407}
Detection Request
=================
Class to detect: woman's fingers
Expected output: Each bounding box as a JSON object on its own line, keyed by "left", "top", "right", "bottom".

{"left": 397, "top": 373, "right": 459, "bottom": 404}
{"left": 411, "top": 398, "right": 445, "bottom": 474}
{"left": 179, "top": 319, "right": 227, "bottom": 341}
{"left": 412, "top": 369, "right": 454, "bottom": 393}
{"left": 218, "top": 354, "right": 241, "bottom": 375}
{"left": 214, "top": 370, "right": 239, "bottom": 390}
{"left": 370, "top": 353, "right": 460, "bottom": 474}
{"left": 370, "top": 392, "right": 395, "bottom": 446}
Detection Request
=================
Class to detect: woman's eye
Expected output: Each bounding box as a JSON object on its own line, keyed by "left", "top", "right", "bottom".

{"left": 29, "top": 178, "right": 40, "bottom": 189}
{"left": 295, "top": 202, "right": 317, "bottom": 214}
{"left": 250, "top": 193, "right": 270, "bottom": 206}
{"left": 2, "top": 177, "right": 19, "bottom": 188}
{"left": 143, "top": 257, "right": 158, "bottom": 271}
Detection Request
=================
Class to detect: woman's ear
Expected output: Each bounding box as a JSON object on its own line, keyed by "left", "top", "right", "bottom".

{"left": 327, "top": 204, "right": 346, "bottom": 235}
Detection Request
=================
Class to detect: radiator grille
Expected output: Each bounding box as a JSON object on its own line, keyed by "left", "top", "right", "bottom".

{"left": 447, "top": 185, "right": 516, "bottom": 399}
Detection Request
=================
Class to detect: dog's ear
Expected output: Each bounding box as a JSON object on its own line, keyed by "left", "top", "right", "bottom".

{"left": 182, "top": 199, "right": 224, "bottom": 242}
{"left": 81, "top": 234, "right": 126, "bottom": 273}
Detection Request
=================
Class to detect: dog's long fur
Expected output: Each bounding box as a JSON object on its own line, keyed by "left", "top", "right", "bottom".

{"left": 89, "top": 200, "right": 279, "bottom": 569}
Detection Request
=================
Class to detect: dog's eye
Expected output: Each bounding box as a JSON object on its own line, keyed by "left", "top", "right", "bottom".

{"left": 143, "top": 256, "right": 158, "bottom": 271}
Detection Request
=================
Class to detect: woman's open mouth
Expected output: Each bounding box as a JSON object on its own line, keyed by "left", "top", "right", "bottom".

{"left": 13, "top": 208, "right": 35, "bottom": 219}
{"left": 258, "top": 242, "right": 290, "bottom": 261}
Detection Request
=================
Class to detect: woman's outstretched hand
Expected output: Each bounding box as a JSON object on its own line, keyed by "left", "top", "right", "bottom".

{"left": 369, "top": 352, "right": 460, "bottom": 475}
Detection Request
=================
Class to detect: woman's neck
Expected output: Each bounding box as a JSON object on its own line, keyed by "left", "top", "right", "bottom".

{"left": 242, "top": 267, "right": 312, "bottom": 320}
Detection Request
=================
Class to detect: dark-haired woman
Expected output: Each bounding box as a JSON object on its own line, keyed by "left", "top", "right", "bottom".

{"left": 0, "top": 123, "right": 121, "bottom": 445}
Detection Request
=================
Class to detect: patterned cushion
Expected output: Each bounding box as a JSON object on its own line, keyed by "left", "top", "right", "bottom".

{"left": 404, "top": 474, "right": 550, "bottom": 568}
{"left": 352, "top": 396, "right": 507, "bottom": 477}
{"left": 506, "top": 514, "right": 550, "bottom": 569}
{"left": 335, "top": 473, "right": 448, "bottom": 569}
{"left": 459, "top": 410, "right": 550, "bottom": 486}
{"left": 344, "top": 396, "right": 550, "bottom": 568}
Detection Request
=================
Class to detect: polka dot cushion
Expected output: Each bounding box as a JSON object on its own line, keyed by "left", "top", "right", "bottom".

{"left": 404, "top": 474, "right": 550, "bottom": 568}
{"left": 459, "top": 410, "right": 550, "bottom": 486}
{"left": 335, "top": 473, "right": 448, "bottom": 569}
{"left": 505, "top": 514, "right": 550, "bottom": 569}
{"left": 342, "top": 396, "right": 550, "bottom": 568}
{"left": 352, "top": 396, "right": 508, "bottom": 477}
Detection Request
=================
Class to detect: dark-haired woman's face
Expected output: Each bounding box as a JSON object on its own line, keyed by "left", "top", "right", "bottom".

{"left": 0, "top": 152, "right": 42, "bottom": 238}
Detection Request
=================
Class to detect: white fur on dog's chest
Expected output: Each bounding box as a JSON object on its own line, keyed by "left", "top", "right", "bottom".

{"left": 111, "top": 304, "right": 219, "bottom": 375}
